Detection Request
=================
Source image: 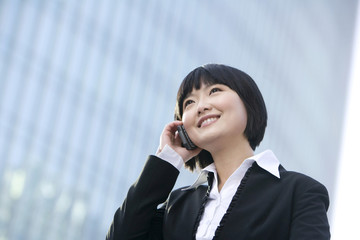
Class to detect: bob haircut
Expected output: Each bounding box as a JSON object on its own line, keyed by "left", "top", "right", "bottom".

{"left": 174, "top": 64, "right": 267, "bottom": 171}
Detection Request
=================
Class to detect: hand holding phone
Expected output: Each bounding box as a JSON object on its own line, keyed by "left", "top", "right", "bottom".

{"left": 177, "top": 125, "right": 197, "bottom": 150}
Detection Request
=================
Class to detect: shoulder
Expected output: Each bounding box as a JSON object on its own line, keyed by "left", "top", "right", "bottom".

{"left": 281, "top": 167, "right": 327, "bottom": 189}
{"left": 279, "top": 167, "right": 329, "bottom": 204}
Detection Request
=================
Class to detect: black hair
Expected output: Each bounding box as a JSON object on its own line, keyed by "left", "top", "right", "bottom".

{"left": 174, "top": 64, "right": 267, "bottom": 171}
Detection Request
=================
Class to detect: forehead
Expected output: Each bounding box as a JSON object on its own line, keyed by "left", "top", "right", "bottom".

{"left": 183, "top": 81, "right": 212, "bottom": 98}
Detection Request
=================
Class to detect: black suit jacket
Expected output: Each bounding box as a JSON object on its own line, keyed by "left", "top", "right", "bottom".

{"left": 106, "top": 155, "right": 330, "bottom": 240}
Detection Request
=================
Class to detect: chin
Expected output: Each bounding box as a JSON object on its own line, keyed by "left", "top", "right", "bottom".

{"left": 196, "top": 134, "right": 222, "bottom": 148}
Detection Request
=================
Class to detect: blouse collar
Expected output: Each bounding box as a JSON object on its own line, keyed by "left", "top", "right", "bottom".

{"left": 182, "top": 149, "right": 280, "bottom": 190}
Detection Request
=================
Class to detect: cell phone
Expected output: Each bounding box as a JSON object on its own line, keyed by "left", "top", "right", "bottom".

{"left": 177, "top": 125, "right": 197, "bottom": 150}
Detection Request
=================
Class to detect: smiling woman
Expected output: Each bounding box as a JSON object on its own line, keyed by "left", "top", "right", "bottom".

{"left": 182, "top": 84, "right": 248, "bottom": 151}
{"left": 175, "top": 65, "right": 267, "bottom": 171}
{"left": 106, "top": 64, "right": 330, "bottom": 240}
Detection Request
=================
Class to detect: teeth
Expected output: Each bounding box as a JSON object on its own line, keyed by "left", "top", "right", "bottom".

{"left": 201, "top": 117, "right": 217, "bottom": 127}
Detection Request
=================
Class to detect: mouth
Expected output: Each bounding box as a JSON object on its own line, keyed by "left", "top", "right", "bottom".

{"left": 197, "top": 114, "right": 220, "bottom": 128}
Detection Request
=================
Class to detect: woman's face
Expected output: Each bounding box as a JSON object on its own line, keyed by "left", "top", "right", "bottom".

{"left": 181, "top": 82, "right": 248, "bottom": 150}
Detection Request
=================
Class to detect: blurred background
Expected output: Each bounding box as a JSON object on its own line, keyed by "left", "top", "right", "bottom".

{"left": 0, "top": 0, "right": 359, "bottom": 239}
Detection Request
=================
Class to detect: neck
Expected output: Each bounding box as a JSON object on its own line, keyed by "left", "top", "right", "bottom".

{"left": 209, "top": 138, "right": 254, "bottom": 191}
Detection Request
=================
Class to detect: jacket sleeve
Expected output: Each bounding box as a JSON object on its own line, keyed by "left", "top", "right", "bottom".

{"left": 106, "top": 155, "right": 180, "bottom": 240}
{"left": 289, "top": 178, "right": 331, "bottom": 240}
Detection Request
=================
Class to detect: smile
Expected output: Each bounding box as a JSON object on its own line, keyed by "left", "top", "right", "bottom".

{"left": 198, "top": 115, "right": 220, "bottom": 128}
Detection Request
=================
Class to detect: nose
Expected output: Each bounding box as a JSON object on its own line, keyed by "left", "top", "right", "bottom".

{"left": 197, "top": 99, "right": 212, "bottom": 115}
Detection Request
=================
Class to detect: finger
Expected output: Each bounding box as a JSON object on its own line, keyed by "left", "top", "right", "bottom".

{"left": 165, "top": 121, "right": 183, "bottom": 134}
{"left": 159, "top": 121, "right": 183, "bottom": 149}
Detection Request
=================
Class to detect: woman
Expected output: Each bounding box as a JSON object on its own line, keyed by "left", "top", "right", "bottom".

{"left": 106, "top": 64, "right": 330, "bottom": 240}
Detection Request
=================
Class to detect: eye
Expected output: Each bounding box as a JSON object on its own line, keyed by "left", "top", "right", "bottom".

{"left": 184, "top": 99, "right": 195, "bottom": 109}
{"left": 209, "top": 87, "right": 221, "bottom": 95}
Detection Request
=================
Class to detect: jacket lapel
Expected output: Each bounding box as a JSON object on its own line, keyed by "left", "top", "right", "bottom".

{"left": 163, "top": 174, "right": 213, "bottom": 240}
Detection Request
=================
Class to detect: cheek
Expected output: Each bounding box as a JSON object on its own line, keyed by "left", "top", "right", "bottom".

{"left": 181, "top": 110, "right": 199, "bottom": 134}
{"left": 236, "top": 105, "right": 248, "bottom": 130}
{"left": 226, "top": 99, "right": 248, "bottom": 129}
{"left": 181, "top": 113, "right": 192, "bottom": 128}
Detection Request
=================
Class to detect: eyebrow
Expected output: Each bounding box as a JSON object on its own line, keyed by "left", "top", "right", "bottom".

{"left": 182, "top": 84, "right": 215, "bottom": 103}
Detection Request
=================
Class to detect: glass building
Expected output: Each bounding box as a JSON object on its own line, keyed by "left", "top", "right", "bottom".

{"left": 0, "top": 0, "right": 358, "bottom": 239}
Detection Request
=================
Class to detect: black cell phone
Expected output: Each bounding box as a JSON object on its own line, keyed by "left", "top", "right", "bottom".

{"left": 177, "top": 125, "right": 197, "bottom": 150}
